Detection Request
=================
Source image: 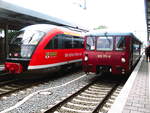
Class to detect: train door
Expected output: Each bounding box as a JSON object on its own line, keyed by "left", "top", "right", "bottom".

{"left": 44, "top": 34, "right": 64, "bottom": 64}
{"left": 62, "top": 34, "right": 83, "bottom": 63}
{"left": 83, "top": 36, "right": 97, "bottom": 72}
{"left": 96, "top": 36, "right": 114, "bottom": 65}
{"left": 85, "top": 36, "right": 97, "bottom": 63}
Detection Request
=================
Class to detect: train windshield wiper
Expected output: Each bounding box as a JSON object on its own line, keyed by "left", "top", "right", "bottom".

{"left": 104, "top": 32, "right": 111, "bottom": 45}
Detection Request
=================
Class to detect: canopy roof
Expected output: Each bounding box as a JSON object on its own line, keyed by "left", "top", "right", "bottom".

{"left": 0, "top": 0, "right": 87, "bottom": 32}
{"left": 146, "top": 0, "right": 150, "bottom": 41}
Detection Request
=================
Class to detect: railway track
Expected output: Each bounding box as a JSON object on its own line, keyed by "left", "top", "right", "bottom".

{"left": 45, "top": 79, "right": 123, "bottom": 113}
{"left": 0, "top": 72, "right": 9, "bottom": 76}
{"left": 0, "top": 72, "right": 14, "bottom": 83}
{"left": 0, "top": 70, "right": 84, "bottom": 99}
{"left": 0, "top": 79, "right": 42, "bottom": 98}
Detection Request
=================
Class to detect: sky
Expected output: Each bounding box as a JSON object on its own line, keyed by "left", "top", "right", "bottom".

{"left": 2, "top": 0, "right": 148, "bottom": 44}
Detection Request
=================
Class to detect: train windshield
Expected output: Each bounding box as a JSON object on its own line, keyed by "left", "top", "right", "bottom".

{"left": 10, "top": 30, "right": 45, "bottom": 45}
{"left": 115, "top": 36, "right": 126, "bottom": 50}
{"left": 96, "top": 36, "right": 113, "bottom": 51}
{"left": 8, "top": 30, "right": 45, "bottom": 59}
{"left": 86, "top": 36, "right": 95, "bottom": 50}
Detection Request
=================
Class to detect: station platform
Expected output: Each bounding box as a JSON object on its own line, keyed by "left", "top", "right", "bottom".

{"left": 108, "top": 55, "right": 150, "bottom": 113}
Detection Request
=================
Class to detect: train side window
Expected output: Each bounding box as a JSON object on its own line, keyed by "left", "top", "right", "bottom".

{"left": 73, "top": 36, "right": 84, "bottom": 49}
{"left": 86, "top": 36, "right": 95, "bottom": 50}
{"left": 133, "top": 40, "right": 140, "bottom": 53}
{"left": 45, "top": 39, "right": 53, "bottom": 49}
{"left": 62, "top": 35, "right": 73, "bottom": 49}
{"left": 54, "top": 35, "right": 63, "bottom": 49}
{"left": 45, "top": 35, "right": 62, "bottom": 49}
{"left": 115, "top": 36, "right": 126, "bottom": 51}
{"left": 45, "top": 34, "right": 83, "bottom": 49}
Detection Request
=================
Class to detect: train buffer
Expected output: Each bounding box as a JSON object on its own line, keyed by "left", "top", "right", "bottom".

{"left": 108, "top": 54, "right": 150, "bottom": 113}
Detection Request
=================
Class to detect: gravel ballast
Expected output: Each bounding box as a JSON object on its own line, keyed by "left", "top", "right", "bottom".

{"left": 0, "top": 72, "right": 97, "bottom": 113}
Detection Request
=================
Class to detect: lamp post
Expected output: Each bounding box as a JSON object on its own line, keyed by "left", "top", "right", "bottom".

{"left": 83, "top": 0, "right": 86, "bottom": 10}
{"left": 73, "top": 0, "right": 87, "bottom": 10}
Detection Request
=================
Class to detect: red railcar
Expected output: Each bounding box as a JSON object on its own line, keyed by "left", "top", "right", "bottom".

{"left": 83, "top": 32, "right": 142, "bottom": 75}
{"left": 4, "top": 24, "right": 84, "bottom": 74}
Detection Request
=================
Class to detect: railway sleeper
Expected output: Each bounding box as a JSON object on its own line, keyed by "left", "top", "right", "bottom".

{"left": 70, "top": 99, "right": 98, "bottom": 106}
{"left": 81, "top": 92, "right": 105, "bottom": 98}
{"left": 58, "top": 106, "right": 92, "bottom": 113}
{"left": 67, "top": 102, "right": 95, "bottom": 109}
{"left": 76, "top": 96, "right": 101, "bottom": 101}
{"left": 84, "top": 90, "right": 108, "bottom": 95}
{"left": 72, "top": 98, "right": 100, "bottom": 104}
{"left": 62, "top": 103, "right": 94, "bottom": 111}
{"left": 77, "top": 95, "right": 102, "bottom": 101}
{"left": 2, "top": 85, "right": 19, "bottom": 89}
{"left": 0, "top": 88, "right": 11, "bottom": 92}
{"left": 91, "top": 85, "right": 113, "bottom": 90}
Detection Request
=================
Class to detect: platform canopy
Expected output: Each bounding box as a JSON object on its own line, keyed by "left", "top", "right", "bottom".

{"left": 146, "top": 0, "right": 150, "bottom": 41}
{"left": 0, "top": 0, "right": 87, "bottom": 31}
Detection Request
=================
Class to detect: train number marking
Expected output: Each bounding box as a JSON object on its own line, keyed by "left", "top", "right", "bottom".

{"left": 97, "top": 55, "right": 111, "bottom": 58}
{"left": 45, "top": 52, "right": 57, "bottom": 59}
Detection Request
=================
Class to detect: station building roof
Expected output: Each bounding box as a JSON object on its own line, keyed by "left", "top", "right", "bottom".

{"left": 0, "top": 0, "right": 87, "bottom": 31}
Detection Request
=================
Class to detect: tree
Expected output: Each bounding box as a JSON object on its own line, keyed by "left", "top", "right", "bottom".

{"left": 93, "top": 25, "right": 107, "bottom": 30}
{"left": 7, "top": 30, "right": 18, "bottom": 42}
{"left": 0, "top": 29, "right": 2, "bottom": 33}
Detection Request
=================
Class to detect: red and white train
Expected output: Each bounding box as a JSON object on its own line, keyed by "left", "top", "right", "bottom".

{"left": 83, "top": 32, "right": 142, "bottom": 75}
{"left": 4, "top": 24, "right": 84, "bottom": 74}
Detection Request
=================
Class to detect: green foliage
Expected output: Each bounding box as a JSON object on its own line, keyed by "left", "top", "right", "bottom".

{"left": 93, "top": 25, "right": 107, "bottom": 30}
{"left": 0, "top": 29, "right": 2, "bottom": 33}
{"left": 8, "top": 30, "right": 17, "bottom": 38}
{"left": 7, "top": 30, "right": 18, "bottom": 42}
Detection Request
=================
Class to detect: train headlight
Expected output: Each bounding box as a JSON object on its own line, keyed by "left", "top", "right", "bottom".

{"left": 9, "top": 53, "right": 12, "bottom": 57}
{"left": 28, "top": 53, "right": 31, "bottom": 58}
{"left": 84, "top": 56, "right": 88, "bottom": 61}
{"left": 121, "top": 58, "right": 126, "bottom": 63}
{"left": 109, "top": 68, "right": 112, "bottom": 72}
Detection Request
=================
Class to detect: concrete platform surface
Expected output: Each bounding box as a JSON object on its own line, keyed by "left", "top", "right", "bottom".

{"left": 108, "top": 55, "right": 150, "bottom": 113}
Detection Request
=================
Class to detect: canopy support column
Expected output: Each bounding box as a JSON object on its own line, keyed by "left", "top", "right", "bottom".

{"left": 4, "top": 24, "right": 8, "bottom": 61}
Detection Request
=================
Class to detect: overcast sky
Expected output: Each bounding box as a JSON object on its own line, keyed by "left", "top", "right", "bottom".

{"left": 3, "top": 0, "right": 147, "bottom": 44}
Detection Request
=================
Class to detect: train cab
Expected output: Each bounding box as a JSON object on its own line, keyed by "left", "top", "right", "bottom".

{"left": 83, "top": 32, "right": 142, "bottom": 75}
{"left": 4, "top": 24, "right": 84, "bottom": 74}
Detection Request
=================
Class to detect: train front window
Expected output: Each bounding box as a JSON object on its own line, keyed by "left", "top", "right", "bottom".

{"left": 86, "top": 37, "right": 95, "bottom": 50}
{"left": 8, "top": 30, "right": 45, "bottom": 59}
{"left": 10, "top": 30, "right": 45, "bottom": 45}
{"left": 115, "top": 36, "right": 126, "bottom": 51}
{"left": 96, "top": 37, "right": 113, "bottom": 51}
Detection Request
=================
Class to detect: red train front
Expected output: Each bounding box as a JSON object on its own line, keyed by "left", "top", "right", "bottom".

{"left": 83, "top": 32, "right": 142, "bottom": 75}
{"left": 4, "top": 24, "right": 84, "bottom": 74}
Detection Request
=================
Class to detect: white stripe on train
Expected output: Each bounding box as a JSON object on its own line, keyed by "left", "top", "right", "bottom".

{"left": 28, "top": 59, "right": 82, "bottom": 70}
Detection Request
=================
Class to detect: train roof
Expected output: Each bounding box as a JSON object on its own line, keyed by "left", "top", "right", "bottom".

{"left": 86, "top": 31, "right": 134, "bottom": 36}
{"left": 21, "top": 24, "right": 85, "bottom": 35}
{"left": 86, "top": 31, "right": 142, "bottom": 43}
{"left": 21, "top": 24, "right": 54, "bottom": 32}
